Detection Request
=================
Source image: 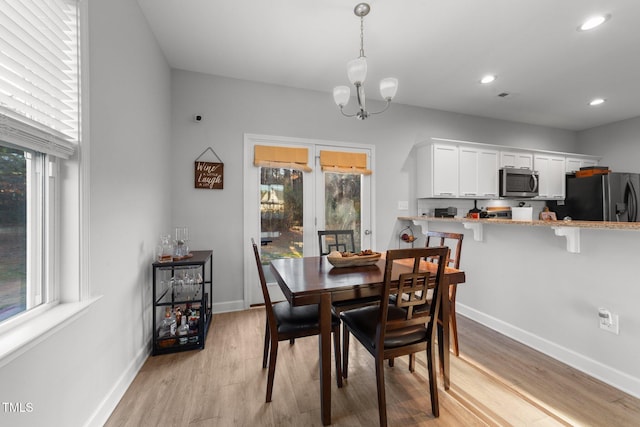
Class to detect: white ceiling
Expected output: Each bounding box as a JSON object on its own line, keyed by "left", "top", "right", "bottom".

{"left": 137, "top": 0, "right": 640, "bottom": 131}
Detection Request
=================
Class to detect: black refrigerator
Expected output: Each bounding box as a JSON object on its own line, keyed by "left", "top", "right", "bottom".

{"left": 560, "top": 173, "right": 640, "bottom": 221}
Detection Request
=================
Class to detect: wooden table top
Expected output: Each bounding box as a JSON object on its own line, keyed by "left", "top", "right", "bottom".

{"left": 270, "top": 256, "right": 465, "bottom": 306}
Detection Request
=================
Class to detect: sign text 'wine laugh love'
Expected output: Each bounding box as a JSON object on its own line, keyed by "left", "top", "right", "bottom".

{"left": 194, "top": 161, "right": 223, "bottom": 189}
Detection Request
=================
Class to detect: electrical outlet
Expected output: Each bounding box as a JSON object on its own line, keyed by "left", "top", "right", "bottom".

{"left": 599, "top": 309, "right": 619, "bottom": 335}
{"left": 397, "top": 201, "right": 409, "bottom": 210}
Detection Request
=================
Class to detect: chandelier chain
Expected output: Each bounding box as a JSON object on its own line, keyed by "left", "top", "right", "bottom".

{"left": 359, "top": 15, "right": 365, "bottom": 58}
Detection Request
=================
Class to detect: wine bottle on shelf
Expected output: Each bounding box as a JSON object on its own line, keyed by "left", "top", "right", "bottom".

{"left": 158, "top": 307, "right": 177, "bottom": 338}
{"left": 177, "top": 316, "right": 189, "bottom": 345}
{"left": 188, "top": 307, "right": 200, "bottom": 343}
{"left": 175, "top": 307, "right": 182, "bottom": 327}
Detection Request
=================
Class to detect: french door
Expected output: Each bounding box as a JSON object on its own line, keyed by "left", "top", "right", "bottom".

{"left": 243, "top": 135, "right": 374, "bottom": 307}
{"left": 315, "top": 145, "right": 372, "bottom": 254}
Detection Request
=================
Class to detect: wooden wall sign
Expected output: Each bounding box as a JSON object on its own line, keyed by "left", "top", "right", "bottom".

{"left": 194, "top": 147, "right": 224, "bottom": 189}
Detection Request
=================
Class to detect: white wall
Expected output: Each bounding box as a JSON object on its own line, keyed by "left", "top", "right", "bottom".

{"left": 170, "top": 69, "right": 577, "bottom": 309}
{"left": 0, "top": 0, "right": 172, "bottom": 426}
{"left": 578, "top": 115, "right": 640, "bottom": 172}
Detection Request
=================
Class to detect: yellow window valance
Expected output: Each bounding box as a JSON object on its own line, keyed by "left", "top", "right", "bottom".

{"left": 254, "top": 145, "right": 312, "bottom": 172}
{"left": 319, "top": 150, "right": 372, "bottom": 175}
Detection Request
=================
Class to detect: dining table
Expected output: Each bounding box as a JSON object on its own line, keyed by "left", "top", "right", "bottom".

{"left": 270, "top": 255, "right": 466, "bottom": 425}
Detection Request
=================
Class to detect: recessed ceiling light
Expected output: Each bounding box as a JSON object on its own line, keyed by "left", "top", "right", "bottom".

{"left": 578, "top": 14, "right": 611, "bottom": 31}
{"left": 480, "top": 74, "right": 496, "bottom": 84}
{"left": 589, "top": 98, "right": 606, "bottom": 106}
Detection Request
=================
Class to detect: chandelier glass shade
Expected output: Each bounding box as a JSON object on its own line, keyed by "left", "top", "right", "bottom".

{"left": 347, "top": 57, "right": 367, "bottom": 84}
{"left": 333, "top": 3, "right": 398, "bottom": 120}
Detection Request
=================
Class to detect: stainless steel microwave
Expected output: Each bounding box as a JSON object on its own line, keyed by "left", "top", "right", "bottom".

{"left": 499, "top": 168, "right": 539, "bottom": 198}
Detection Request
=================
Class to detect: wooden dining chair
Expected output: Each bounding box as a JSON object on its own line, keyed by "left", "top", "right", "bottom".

{"left": 251, "top": 239, "right": 343, "bottom": 402}
{"left": 340, "top": 247, "right": 449, "bottom": 426}
{"left": 318, "top": 229, "right": 356, "bottom": 255}
{"left": 424, "top": 231, "right": 464, "bottom": 356}
{"left": 396, "top": 231, "right": 464, "bottom": 372}
{"left": 318, "top": 229, "right": 381, "bottom": 374}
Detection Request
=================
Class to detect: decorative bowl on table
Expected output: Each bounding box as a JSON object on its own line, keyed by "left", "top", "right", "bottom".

{"left": 326, "top": 250, "right": 382, "bottom": 268}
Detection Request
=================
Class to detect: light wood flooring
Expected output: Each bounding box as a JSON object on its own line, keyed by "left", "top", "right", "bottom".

{"left": 105, "top": 308, "right": 640, "bottom": 426}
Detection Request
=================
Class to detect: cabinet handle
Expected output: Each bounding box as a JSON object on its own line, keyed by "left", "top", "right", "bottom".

{"left": 463, "top": 193, "right": 476, "bottom": 196}
{"left": 438, "top": 192, "right": 454, "bottom": 195}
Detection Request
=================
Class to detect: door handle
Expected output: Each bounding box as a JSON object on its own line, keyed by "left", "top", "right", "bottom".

{"left": 626, "top": 179, "right": 638, "bottom": 221}
{"left": 364, "top": 229, "right": 372, "bottom": 235}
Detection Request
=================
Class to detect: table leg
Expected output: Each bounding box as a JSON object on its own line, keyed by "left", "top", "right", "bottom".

{"left": 319, "top": 292, "right": 332, "bottom": 425}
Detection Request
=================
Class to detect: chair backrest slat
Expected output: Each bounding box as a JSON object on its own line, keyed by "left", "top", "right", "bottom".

{"left": 425, "top": 231, "right": 463, "bottom": 269}
{"left": 318, "top": 229, "right": 356, "bottom": 256}
{"left": 377, "top": 247, "right": 449, "bottom": 351}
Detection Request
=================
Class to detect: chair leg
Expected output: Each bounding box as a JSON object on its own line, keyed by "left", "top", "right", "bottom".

{"left": 388, "top": 358, "right": 394, "bottom": 367}
{"left": 408, "top": 353, "right": 415, "bottom": 372}
{"left": 426, "top": 341, "right": 439, "bottom": 417}
{"left": 289, "top": 338, "right": 295, "bottom": 345}
{"left": 342, "top": 323, "right": 349, "bottom": 378}
{"left": 450, "top": 302, "right": 459, "bottom": 357}
{"left": 262, "top": 321, "right": 270, "bottom": 369}
{"left": 332, "top": 325, "right": 343, "bottom": 388}
{"left": 375, "top": 355, "right": 387, "bottom": 427}
{"left": 437, "top": 322, "right": 445, "bottom": 376}
{"left": 266, "top": 340, "right": 278, "bottom": 403}
{"left": 450, "top": 285, "right": 459, "bottom": 356}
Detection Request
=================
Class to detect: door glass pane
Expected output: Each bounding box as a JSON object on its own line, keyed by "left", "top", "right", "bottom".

{"left": 260, "top": 167, "right": 303, "bottom": 281}
{"left": 324, "top": 172, "right": 361, "bottom": 252}
{"left": 0, "top": 146, "right": 27, "bottom": 322}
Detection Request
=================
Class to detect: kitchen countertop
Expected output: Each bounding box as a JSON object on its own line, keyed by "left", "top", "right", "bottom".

{"left": 398, "top": 216, "right": 640, "bottom": 231}
{"left": 398, "top": 216, "right": 640, "bottom": 253}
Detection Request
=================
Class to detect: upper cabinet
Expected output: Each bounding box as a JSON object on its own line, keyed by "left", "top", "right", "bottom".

{"left": 459, "top": 146, "right": 499, "bottom": 198}
{"left": 566, "top": 156, "right": 599, "bottom": 173}
{"left": 416, "top": 138, "right": 600, "bottom": 200}
{"left": 534, "top": 154, "right": 566, "bottom": 199}
{"left": 416, "top": 143, "right": 459, "bottom": 198}
{"left": 500, "top": 151, "right": 533, "bottom": 169}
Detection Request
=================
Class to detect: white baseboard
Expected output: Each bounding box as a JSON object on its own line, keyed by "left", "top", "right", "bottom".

{"left": 84, "top": 344, "right": 150, "bottom": 427}
{"left": 212, "top": 299, "right": 245, "bottom": 313}
{"left": 457, "top": 304, "right": 640, "bottom": 399}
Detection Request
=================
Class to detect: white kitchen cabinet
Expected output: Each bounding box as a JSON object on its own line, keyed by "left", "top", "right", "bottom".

{"left": 500, "top": 151, "right": 533, "bottom": 169}
{"left": 417, "top": 138, "right": 598, "bottom": 200}
{"left": 565, "top": 157, "right": 599, "bottom": 173}
{"left": 534, "top": 154, "right": 566, "bottom": 199}
{"left": 459, "top": 147, "right": 498, "bottom": 198}
{"left": 416, "top": 143, "right": 459, "bottom": 198}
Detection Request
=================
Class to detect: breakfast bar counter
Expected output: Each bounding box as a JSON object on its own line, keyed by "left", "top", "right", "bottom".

{"left": 398, "top": 216, "right": 640, "bottom": 253}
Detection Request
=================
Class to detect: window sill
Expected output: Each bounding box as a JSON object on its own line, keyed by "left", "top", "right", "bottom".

{"left": 0, "top": 296, "right": 102, "bottom": 369}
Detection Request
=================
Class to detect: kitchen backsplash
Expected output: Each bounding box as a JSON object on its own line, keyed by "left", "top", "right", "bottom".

{"left": 417, "top": 198, "right": 548, "bottom": 219}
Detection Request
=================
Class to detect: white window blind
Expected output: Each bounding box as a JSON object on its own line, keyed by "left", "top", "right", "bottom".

{"left": 0, "top": 0, "right": 78, "bottom": 158}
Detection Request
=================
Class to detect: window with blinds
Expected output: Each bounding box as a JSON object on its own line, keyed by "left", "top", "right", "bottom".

{"left": 0, "top": 0, "right": 80, "bottom": 328}
{"left": 0, "top": 0, "right": 79, "bottom": 158}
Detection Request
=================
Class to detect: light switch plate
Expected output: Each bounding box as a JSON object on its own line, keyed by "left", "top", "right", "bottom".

{"left": 398, "top": 201, "right": 409, "bottom": 210}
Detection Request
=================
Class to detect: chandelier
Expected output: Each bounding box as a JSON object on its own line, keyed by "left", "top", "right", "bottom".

{"left": 333, "top": 3, "right": 398, "bottom": 120}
